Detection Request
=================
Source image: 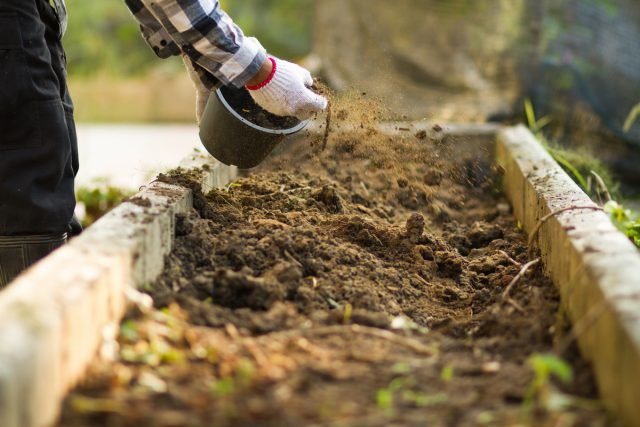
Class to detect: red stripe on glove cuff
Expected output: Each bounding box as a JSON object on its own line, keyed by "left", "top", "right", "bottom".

{"left": 246, "top": 57, "right": 277, "bottom": 91}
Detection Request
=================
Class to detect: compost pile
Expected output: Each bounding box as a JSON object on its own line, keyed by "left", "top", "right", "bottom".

{"left": 61, "top": 96, "right": 611, "bottom": 427}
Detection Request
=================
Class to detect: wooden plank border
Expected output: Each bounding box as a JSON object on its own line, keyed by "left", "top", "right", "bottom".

{"left": 496, "top": 125, "right": 640, "bottom": 427}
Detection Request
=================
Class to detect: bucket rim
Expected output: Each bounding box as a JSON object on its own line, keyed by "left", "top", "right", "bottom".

{"left": 216, "top": 88, "right": 308, "bottom": 135}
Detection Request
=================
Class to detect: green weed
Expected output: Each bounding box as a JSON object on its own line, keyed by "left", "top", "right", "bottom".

{"left": 523, "top": 353, "right": 574, "bottom": 414}
{"left": 623, "top": 103, "right": 640, "bottom": 133}
{"left": 212, "top": 377, "right": 236, "bottom": 398}
{"left": 76, "top": 179, "right": 134, "bottom": 227}
{"left": 375, "top": 363, "right": 448, "bottom": 416}
{"left": 343, "top": 303, "right": 353, "bottom": 323}
{"left": 440, "top": 365, "right": 455, "bottom": 383}
{"left": 527, "top": 99, "right": 639, "bottom": 249}
{"left": 524, "top": 100, "right": 618, "bottom": 199}
{"left": 604, "top": 201, "right": 640, "bottom": 247}
{"left": 210, "top": 358, "right": 257, "bottom": 398}
{"left": 119, "top": 320, "right": 140, "bottom": 342}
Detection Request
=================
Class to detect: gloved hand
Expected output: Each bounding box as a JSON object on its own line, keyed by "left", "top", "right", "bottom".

{"left": 247, "top": 57, "right": 328, "bottom": 120}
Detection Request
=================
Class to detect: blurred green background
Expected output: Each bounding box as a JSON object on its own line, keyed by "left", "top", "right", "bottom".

{"left": 65, "top": 0, "right": 314, "bottom": 122}
{"left": 64, "top": 0, "right": 640, "bottom": 215}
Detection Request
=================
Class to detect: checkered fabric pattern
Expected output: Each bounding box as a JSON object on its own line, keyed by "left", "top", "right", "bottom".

{"left": 124, "top": 0, "right": 267, "bottom": 89}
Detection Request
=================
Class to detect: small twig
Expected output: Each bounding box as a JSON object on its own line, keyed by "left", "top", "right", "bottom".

{"left": 255, "top": 186, "right": 312, "bottom": 199}
{"left": 224, "top": 323, "right": 241, "bottom": 340}
{"left": 360, "top": 182, "right": 370, "bottom": 197}
{"left": 502, "top": 258, "right": 541, "bottom": 302}
{"left": 321, "top": 101, "right": 332, "bottom": 152}
{"left": 589, "top": 170, "right": 612, "bottom": 204}
{"left": 505, "top": 298, "right": 525, "bottom": 313}
{"left": 272, "top": 324, "right": 434, "bottom": 356}
{"left": 412, "top": 274, "right": 430, "bottom": 287}
{"left": 294, "top": 338, "right": 334, "bottom": 361}
{"left": 313, "top": 325, "right": 434, "bottom": 355}
{"left": 282, "top": 186, "right": 311, "bottom": 194}
{"left": 284, "top": 250, "right": 303, "bottom": 269}
{"left": 527, "top": 206, "right": 604, "bottom": 259}
{"left": 243, "top": 339, "right": 270, "bottom": 368}
{"left": 498, "top": 250, "right": 522, "bottom": 267}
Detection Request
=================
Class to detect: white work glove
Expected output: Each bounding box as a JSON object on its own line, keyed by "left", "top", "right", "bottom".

{"left": 247, "top": 57, "right": 328, "bottom": 120}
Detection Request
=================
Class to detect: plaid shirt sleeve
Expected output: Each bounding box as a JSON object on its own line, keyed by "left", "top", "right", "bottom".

{"left": 124, "top": 0, "right": 267, "bottom": 88}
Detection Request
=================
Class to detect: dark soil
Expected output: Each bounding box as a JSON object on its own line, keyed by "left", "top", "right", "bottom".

{"left": 59, "top": 111, "right": 614, "bottom": 426}
{"left": 221, "top": 86, "right": 300, "bottom": 130}
{"left": 126, "top": 196, "right": 152, "bottom": 208}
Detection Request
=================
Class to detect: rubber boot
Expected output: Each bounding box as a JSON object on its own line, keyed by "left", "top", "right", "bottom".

{"left": 0, "top": 234, "right": 67, "bottom": 289}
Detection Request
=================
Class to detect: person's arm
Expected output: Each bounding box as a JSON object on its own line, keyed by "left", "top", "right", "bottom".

{"left": 132, "top": 0, "right": 266, "bottom": 88}
{"left": 124, "top": 0, "right": 182, "bottom": 61}
{"left": 126, "top": 0, "right": 327, "bottom": 119}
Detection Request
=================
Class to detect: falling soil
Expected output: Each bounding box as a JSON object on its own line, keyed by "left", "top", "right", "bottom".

{"left": 60, "top": 94, "right": 614, "bottom": 427}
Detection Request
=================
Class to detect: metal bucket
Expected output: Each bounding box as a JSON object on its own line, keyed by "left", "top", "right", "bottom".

{"left": 199, "top": 86, "right": 309, "bottom": 169}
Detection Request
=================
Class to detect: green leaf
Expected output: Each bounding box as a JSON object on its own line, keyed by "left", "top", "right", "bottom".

{"left": 392, "top": 362, "right": 411, "bottom": 375}
{"left": 160, "top": 348, "right": 186, "bottom": 364}
{"left": 412, "top": 392, "right": 448, "bottom": 407}
{"left": 119, "top": 320, "right": 139, "bottom": 342}
{"left": 604, "top": 201, "right": 640, "bottom": 248}
{"left": 535, "top": 115, "right": 553, "bottom": 131}
{"left": 440, "top": 365, "right": 455, "bottom": 383}
{"left": 530, "top": 353, "right": 574, "bottom": 385}
{"left": 212, "top": 377, "right": 236, "bottom": 398}
{"left": 524, "top": 99, "right": 552, "bottom": 134}
{"left": 376, "top": 388, "right": 394, "bottom": 411}
{"left": 604, "top": 201, "right": 629, "bottom": 221}
{"left": 524, "top": 99, "right": 537, "bottom": 130}
{"left": 235, "top": 358, "right": 257, "bottom": 386}
{"left": 624, "top": 103, "right": 640, "bottom": 133}
{"left": 389, "top": 376, "right": 413, "bottom": 392}
{"left": 551, "top": 152, "right": 588, "bottom": 190}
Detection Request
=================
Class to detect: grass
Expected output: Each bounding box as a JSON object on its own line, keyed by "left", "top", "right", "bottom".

{"left": 524, "top": 99, "right": 619, "bottom": 200}
{"left": 623, "top": 103, "right": 640, "bottom": 133}
{"left": 522, "top": 353, "right": 574, "bottom": 416}
{"left": 525, "top": 100, "right": 640, "bottom": 249}
{"left": 604, "top": 201, "right": 640, "bottom": 247}
{"left": 76, "top": 179, "right": 134, "bottom": 227}
{"left": 375, "top": 362, "right": 448, "bottom": 416}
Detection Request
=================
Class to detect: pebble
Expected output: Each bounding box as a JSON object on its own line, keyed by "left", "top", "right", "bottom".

{"left": 497, "top": 203, "right": 511, "bottom": 215}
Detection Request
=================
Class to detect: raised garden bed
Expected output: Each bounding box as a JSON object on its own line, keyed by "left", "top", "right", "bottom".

{"left": 58, "top": 122, "right": 615, "bottom": 426}
{"left": 1, "top": 122, "right": 638, "bottom": 427}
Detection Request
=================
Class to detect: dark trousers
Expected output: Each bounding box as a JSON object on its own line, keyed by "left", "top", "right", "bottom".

{"left": 0, "top": 0, "right": 78, "bottom": 235}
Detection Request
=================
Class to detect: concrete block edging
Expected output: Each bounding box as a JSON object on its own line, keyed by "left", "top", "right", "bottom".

{"left": 496, "top": 125, "right": 640, "bottom": 427}
{"left": 0, "top": 153, "right": 237, "bottom": 427}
